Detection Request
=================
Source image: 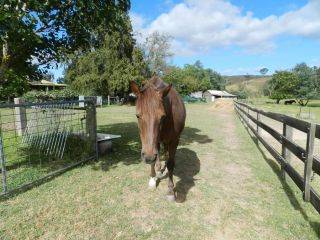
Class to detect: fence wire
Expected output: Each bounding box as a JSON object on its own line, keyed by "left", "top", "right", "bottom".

{"left": 0, "top": 100, "right": 97, "bottom": 195}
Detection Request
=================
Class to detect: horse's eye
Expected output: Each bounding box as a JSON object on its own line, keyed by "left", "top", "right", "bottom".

{"left": 136, "top": 114, "right": 140, "bottom": 119}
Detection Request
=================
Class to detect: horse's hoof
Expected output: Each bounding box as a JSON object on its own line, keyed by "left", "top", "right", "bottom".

{"left": 148, "top": 177, "right": 157, "bottom": 189}
{"left": 166, "top": 194, "right": 176, "bottom": 202}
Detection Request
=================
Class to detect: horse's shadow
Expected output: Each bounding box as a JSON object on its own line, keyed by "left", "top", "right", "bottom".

{"left": 96, "top": 123, "right": 209, "bottom": 203}
{"left": 174, "top": 147, "right": 200, "bottom": 203}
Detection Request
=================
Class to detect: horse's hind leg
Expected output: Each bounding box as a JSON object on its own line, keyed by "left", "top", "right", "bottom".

{"left": 156, "top": 143, "right": 168, "bottom": 177}
{"left": 167, "top": 141, "right": 178, "bottom": 201}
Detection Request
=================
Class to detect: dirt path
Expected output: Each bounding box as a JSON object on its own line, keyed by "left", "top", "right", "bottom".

{"left": 173, "top": 100, "right": 319, "bottom": 239}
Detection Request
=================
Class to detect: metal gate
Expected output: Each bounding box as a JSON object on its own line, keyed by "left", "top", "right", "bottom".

{"left": 0, "top": 99, "right": 97, "bottom": 195}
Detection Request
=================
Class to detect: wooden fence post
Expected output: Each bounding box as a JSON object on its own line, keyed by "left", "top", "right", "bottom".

{"left": 14, "top": 98, "right": 27, "bottom": 136}
{"left": 303, "top": 122, "right": 316, "bottom": 202}
{"left": 0, "top": 131, "right": 8, "bottom": 193}
{"left": 256, "top": 112, "right": 261, "bottom": 145}
{"left": 256, "top": 112, "right": 260, "bottom": 135}
{"left": 86, "top": 100, "right": 98, "bottom": 158}
{"left": 281, "top": 124, "right": 293, "bottom": 180}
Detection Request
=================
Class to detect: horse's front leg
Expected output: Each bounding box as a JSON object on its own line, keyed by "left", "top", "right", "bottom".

{"left": 149, "top": 164, "right": 157, "bottom": 189}
{"left": 149, "top": 143, "right": 160, "bottom": 189}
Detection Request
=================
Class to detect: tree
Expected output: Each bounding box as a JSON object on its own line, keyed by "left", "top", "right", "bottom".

{"left": 143, "top": 31, "right": 173, "bottom": 75}
{"left": 260, "top": 68, "right": 269, "bottom": 75}
{"left": 1, "top": 0, "right": 131, "bottom": 96}
{"left": 163, "top": 60, "right": 225, "bottom": 96}
{"left": 268, "top": 71, "right": 298, "bottom": 104}
{"left": 0, "top": 69, "right": 29, "bottom": 101}
{"left": 230, "top": 84, "right": 249, "bottom": 99}
{"left": 162, "top": 66, "right": 187, "bottom": 95}
{"left": 263, "top": 79, "right": 276, "bottom": 97}
{"left": 184, "top": 61, "right": 210, "bottom": 92}
{"left": 65, "top": 32, "right": 146, "bottom": 96}
{"left": 206, "top": 69, "right": 226, "bottom": 90}
{"left": 292, "top": 63, "right": 319, "bottom": 106}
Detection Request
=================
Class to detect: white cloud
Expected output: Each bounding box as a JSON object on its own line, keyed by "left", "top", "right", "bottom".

{"left": 131, "top": 0, "right": 320, "bottom": 56}
{"left": 129, "top": 12, "right": 145, "bottom": 32}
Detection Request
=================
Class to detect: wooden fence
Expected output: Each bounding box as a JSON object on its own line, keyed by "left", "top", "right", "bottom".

{"left": 234, "top": 101, "right": 320, "bottom": 213}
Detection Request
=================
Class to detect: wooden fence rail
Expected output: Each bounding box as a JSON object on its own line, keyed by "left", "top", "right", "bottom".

{"left": 234, "top": 101, "right": 320, "bottom": 213}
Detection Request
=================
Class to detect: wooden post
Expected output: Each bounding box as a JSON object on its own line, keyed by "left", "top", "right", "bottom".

{"left": 86, "top": 100, "right": 98, "bottom": 158}
{"left": 303, "top": 122, "right": 316, "bottom": 202}
{"left": 107, "top": 95, "right": 110, "bottom": 106}
{"left": 281, "top": 124, "right": 293, "bottom": 180}
{"left": 0, "top": 131, "right": 8, "bottom": 193}
{"left": 14, "top": 98, "right": 27, "bottom": 136}
{"left": 256, "top": 112, "right": 260, "bottom": 135}
{"left": 256, "top": 112, "right": 261, "bottom": 145}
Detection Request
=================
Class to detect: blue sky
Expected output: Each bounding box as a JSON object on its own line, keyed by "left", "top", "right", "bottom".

{"left": 130, "top": 0, "right": 320, "bottom": 75}
{"left": 52, "top": 0, "right": 320, "bottom": 79}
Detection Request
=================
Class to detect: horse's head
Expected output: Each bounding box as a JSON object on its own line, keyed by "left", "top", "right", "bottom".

{"left": 130, "top": 81, "right": 172, "bottom": 164}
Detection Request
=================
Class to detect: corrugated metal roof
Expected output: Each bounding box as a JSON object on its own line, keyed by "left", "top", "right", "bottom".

{"left": 29, "top": 80, "right": 67, "bottom": 87}
{"left": 205, "top": 90, "right": 236, "bottom": 97}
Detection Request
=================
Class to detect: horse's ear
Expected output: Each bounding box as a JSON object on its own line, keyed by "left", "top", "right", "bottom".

{"left": 160, "top": 84, "right": 172, "bottom": 98}
{"left": 130, "top": 81, "right": 140, "bottom": 97}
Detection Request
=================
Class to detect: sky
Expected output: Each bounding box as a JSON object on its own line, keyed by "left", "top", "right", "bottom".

{"left": 52, "top": 0, "right": 320, "bottom": 79}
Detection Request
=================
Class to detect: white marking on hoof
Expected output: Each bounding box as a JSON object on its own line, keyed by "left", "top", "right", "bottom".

{"left": 156, "top": 171, "right": 162, "bottom": 178}
{"left": 167, "top": 194, "right": 175, "bottom": 202}
{"left": 148, "top": 177, "right": 157, "bottom": 189}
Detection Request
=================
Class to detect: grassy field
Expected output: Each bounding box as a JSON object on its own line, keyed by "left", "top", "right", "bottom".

{"left": 225, "top": 75, "right": 271, "bottom": 97}
{"left": 0, "top": 103, "right": 319, "bottom": 239}
{"left": 245, "top": 98, "right": 320, "bottom": 123}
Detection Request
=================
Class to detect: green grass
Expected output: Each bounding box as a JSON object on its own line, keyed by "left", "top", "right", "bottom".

{"left": 245, "top": 97, "right": 320, "bottom": 123}
{"left": 0, "top": 103, "right": 319, "bottom": 239}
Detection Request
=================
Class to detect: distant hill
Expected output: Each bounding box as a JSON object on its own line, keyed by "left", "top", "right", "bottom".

{"left": 224, "top": 75, "right": 271, "bottom": 97}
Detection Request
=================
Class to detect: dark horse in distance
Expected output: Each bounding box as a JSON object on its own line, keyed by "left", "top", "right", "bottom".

{"left": 130, "top": 76, "right": 186, "bottom": 201}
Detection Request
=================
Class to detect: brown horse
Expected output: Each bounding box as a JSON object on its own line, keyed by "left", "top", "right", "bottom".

{"left": 130, "top": 76, "right": 186, "bottom": 201}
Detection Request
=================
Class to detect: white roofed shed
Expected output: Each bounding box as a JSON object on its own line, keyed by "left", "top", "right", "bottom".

{"left": 203, "top": 90, "right": 237, "bottom": 102}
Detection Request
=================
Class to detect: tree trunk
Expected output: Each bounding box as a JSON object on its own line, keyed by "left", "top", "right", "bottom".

{"left": 1, "top": 34, "right": 9, "bottom": 83}
{"left": 2, "top": 33, "right": 8, "bottom": 65}
{"left": 276, "top": 99, "right": 280, "bottom": 104}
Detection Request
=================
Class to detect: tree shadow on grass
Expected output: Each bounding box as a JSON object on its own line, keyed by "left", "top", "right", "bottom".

{"left": 94, "top": 123, "right": 212, "bottom": 173}
{"left": 92, "top": 122, "right": 141, "bottom": 171}
{"left": 180, "top": 127, "right": 213, "bottom": 146}
{"left": 237, "top": 114, "right": 320, "bottom": 238}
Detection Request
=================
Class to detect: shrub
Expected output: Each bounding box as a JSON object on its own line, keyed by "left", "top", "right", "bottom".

{"left": 23, "top": 89, "right": 78, "bottom": 102}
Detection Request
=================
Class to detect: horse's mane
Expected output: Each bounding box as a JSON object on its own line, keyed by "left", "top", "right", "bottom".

{"left": 141, "top": 75, "right": 168, "bottom": 93}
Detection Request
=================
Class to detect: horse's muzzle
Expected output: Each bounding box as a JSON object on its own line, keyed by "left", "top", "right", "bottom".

{"left": 141, "top": 152, "right": 158, "bottom": 164}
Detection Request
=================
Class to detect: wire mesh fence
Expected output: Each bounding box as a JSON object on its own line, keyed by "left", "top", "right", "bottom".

{"left": 0, "top": 99, "right": 97, "bottom": 195}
